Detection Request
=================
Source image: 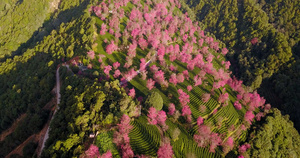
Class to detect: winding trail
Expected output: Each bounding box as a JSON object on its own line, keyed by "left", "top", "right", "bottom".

{"left": 38, "top": 66, "right": 61, "bottom": 157}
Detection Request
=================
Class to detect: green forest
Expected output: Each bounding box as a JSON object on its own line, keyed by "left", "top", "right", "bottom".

{"left": 0, "top": 0, "right": 299, "bottom": 157}
{"left": 184, "top": 0, "right": 300, "bottom": 130}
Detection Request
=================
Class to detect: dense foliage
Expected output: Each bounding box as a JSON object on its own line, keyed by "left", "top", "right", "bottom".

{"left": 242, "top": 108, "right": 300, "bottom": 158}
{"left": 184, "top": 0, "right": 300, "bottom": 130}
{"left": 0, "top": 0, "right": 94, "bottom": 157}
{"left": 42, "top": 75, "right": 138, "bottom": 157}
{"left": 0, "top": 0, "right": 52, "bottom": 59}
{"left": 0, "top": 112, "right": 48, "bottom": 157}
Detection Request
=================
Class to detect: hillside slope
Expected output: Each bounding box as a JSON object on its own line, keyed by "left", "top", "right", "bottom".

{"left": 184, "top": 0, "right": 300, "bottom": 131}
{"left": 41, "top": 0, "right": 276, "bottom": 157}
{"left": 0, "top": 0, "right": 299, "bottom": 157}
{"left": 0, "top": 0, "right": 94, "bottom": 157}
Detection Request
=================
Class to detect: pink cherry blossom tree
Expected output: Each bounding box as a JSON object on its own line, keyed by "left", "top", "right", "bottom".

{"left": 234, "top": 101, "right": 242, "bottom": 110}
{"left": 194, "top": 75, "right": 202, "bottom": 87}
{"left": 182, "top": 70, "right": 189, "bottom": 79}
{"left": 197, "top": 116, "right": 203, "bottom": 126}
{"left": 168, "top": 103, "right": 176, "bottom": 115}
{"left": 146, "top": 78, "right": 155, "bottom": 90}
{"left": 106, "top": 41, "right": 117, "bottom": 54}
{"left": 121, "top": 143, "right": 134, "bottom": 158}
{"left": 85, "top": 144, "right": 100, "bottom": 157}
{"left": 178, "top": 89, "right": 190, "bottom": 106}
{"left": 113, "top": 62, "right": 120, "bottom": 69}
{"left": 222, "top": 137, "right": 234, "bottom": 154}
{"left": 113, "top": 69, "right": 121, "bottom": 78}
{"left": 157, "top": 110, "right": 168, "bottom": 130}
{"left": 139, "top": 58, "right": 147, "bottom": 72}
{"left": 100, "top": 23, "right": 107, "bottom": 35}
{"left": 181, "top": 105, "right": 191, "bottom": 117}
{"left": 198, "top": 39, "right": 204, "bottom": 47}
{"left": 104, "top": 65, "right": 112, "bottom": 75}
{"left": 147, "top": 107, "right": 158, "bottom": 125}
{"left": 202, "top": 93, "right": 211, "bottom": 103}
{"left": 194, "top": 125, "right": 211, "bottom": 147}
{"left": 128, "top": 88, "right": 136, "bottom": 98}
{"left": 255, "top": 112, "right": 264, "bottom": 121}
{"left": 176, "top": 73, "right": 185, "bottom": 83}
{"left": 87, "top": 50, "right": 95, "bottom": 59}
{"left": 244, "top": 111, "right": 255, "bottom": 125}
{"left": 169, "top": 64, "right": 177, "bottom": 72}
{"left": 157, "top": 140, "right": 174, "bottom": 158}
{"left": 218, "top": 93, "right": 229, "bottom": 104}
{"left": 117, "top": 114, "right": 132, "bottom": 135}
{"left": 154, "top": 70, "right": 165, "bottom": 84}
{"left": 98, "top": 54, "right": 106, "bottom": 63}
{"left": 169, "top": 74, "right": 178, "bottom": 86}
{"left": 124, "top": 68, "right": 137, "bottom": 81}
{"left": 209, "top": 133, "right": 222, "bottom": 153}
{"left": 113, "top": 114, "right": 134, "bottom": 157}
{"left": 100, "top": 150, "right": 113, "bottom": 158}
{"left": 127, "top": 42, "right": 137, "bottom": 58}
{"left": 150, "top": 65, "right": 159, "bottom": 73}
{"left": 238, "top": 144, "right": 251, "bottom": 154}
{"left": 138, "top": 38, "right": 148, "bottom": 50}
{"left": 187, "top": 85, "right": 193, "bottom": 91}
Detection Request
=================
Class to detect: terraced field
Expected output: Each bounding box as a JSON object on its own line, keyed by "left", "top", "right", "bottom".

{"left": 87, "top": 0, "right": 266, "bottom": 157}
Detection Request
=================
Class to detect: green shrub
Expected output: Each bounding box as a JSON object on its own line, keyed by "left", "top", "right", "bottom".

{"left": 144, "top": 92, "right": 163, "bottom": 111}
{"left": 95, "top": 131, "right": 120, "bottom": 158}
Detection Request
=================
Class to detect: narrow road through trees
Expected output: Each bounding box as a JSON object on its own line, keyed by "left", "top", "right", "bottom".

{"left": 38, "top": 66, "right": 61, "bottom": 157}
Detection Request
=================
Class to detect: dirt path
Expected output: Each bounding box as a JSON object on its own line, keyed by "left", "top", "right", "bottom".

{"left": 0, "top": 114, "right": 26, "bottom": 142}
{"left": 5, "top": 135, "right": 35, "bottom": 158}
{"left": 35, "top": 118, "right": 53, "bottom": 156}
{"left": 5, "top": 121, "right": 51, "bottom": 158}
{"left": 3, "top": 85, "right": 57, "bottom": 157}
{"left": 38, "top": 66, "right": 62, "bottom": 157}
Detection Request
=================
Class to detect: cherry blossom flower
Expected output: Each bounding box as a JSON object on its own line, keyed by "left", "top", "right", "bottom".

{"left": 168, "top": 103, "right": 176, "bottom": 115}
{"left": 234, "top": 101, "right": 242, "bottom": 110}
{"left": 157, "top": 141, "right": 174, "bottom": 158}
{"left": 87, "top": 50, "right": 95, "bottom": 59}
{"left": 113, "top": 69, "right": 121, "bottom": 78}
{"left": 146, "top": 78, "right": 155, "bottom": 90}
{"left": 187, "top": 85, "right": 193, "bottom": 91}
{"left": 104, "top": 65, "right": 112, "bottom": 75}
{"left": 100, "top": 23, "right": 107, "bottom": 35}
{"left": 128, "top": 88, "right": 135, "bottom": 98}
{"left": 244, "top": 111, "right": 255, "bottom": 125}
{"left": 202, "top": 93, "right": 211, "bottom": 103}
{"left": 113, "top": 62, "right": 120, "bottom": 69}
{"left": 85, "top": 144, "right": 100, "bottom": 157}
{"left": 106, "top": 41, "right": 117, "bottom": 54}
{"left": 147, "top": 107, "right": 158, "bottom": 125}
{"left": 197, "top": 116, "right": 203, "bottom": 126}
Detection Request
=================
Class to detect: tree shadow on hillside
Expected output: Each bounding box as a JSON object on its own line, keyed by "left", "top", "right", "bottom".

{"left": 1, "top": 0, "right": 90, "bottom": 62}
{"left": 257, "top": 58, "right": 300, "bottom": 131}
{"left": 0, "top": 51, "right": 55, "bottom": 157}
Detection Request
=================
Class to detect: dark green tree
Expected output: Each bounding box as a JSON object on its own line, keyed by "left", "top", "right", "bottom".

{"left": 244, "top": 108, "right": 300, "bottom": 158}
